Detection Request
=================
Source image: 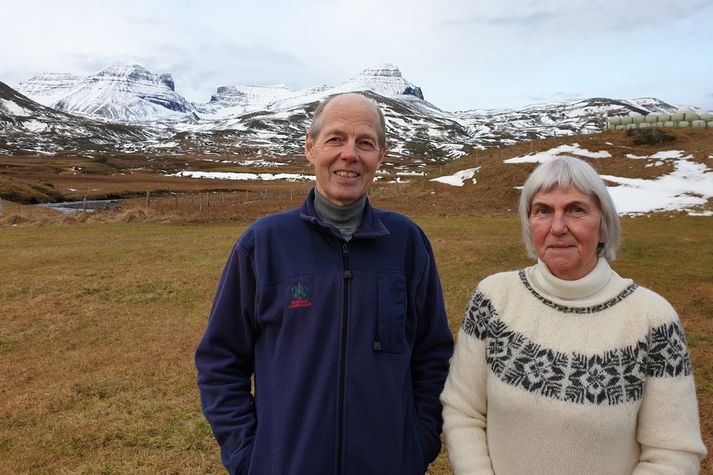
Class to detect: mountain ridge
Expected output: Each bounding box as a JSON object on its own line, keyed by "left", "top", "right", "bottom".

{"left": 4, "top": 64, "right": 708, "bottom": 160}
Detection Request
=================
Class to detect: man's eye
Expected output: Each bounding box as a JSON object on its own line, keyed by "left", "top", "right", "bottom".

{"left": 358, "top": 140, "right": 376, "bottom": 149}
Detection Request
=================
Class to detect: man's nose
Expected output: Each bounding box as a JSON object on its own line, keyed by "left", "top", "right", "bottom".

{"left": 340, "top": 140, "right": 358, "bottom": 161}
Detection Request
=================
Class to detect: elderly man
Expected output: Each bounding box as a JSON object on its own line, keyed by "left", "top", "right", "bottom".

{"left": 195, "top": 93, "right": 454, "bottom": 475}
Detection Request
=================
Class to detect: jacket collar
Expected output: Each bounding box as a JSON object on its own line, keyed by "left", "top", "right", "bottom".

{"left": 299, "top": 188, "right": 391, "bottom": 240}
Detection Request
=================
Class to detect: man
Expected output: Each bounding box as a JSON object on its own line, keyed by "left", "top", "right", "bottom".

{"left": 195, "top": 93, "right": 454, "bottom": 474}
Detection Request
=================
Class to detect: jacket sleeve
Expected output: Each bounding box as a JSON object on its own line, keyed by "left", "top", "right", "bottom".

{"left": 440, "top": 290, "right": 495, "bottom": 475}
{"left": 632, "top": 319, "right": 707, "bottom": 474}
{"left": 410, "top": 234, "right": 455, "bottom": 467}
{"left": 195, "top": 240, "right": 258, "bottom": 475}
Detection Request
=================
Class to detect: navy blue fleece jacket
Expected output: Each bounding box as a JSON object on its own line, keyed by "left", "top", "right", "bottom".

{"left": 195, "top": 190, "right": 453, "bottom": 474}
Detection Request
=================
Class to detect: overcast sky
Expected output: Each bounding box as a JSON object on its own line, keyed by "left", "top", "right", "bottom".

{"left": 2, "top": 0, "right": 712, "bottom": 111}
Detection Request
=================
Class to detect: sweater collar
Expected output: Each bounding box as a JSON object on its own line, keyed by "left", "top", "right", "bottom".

{"left": 528, "top": 257, "right": 614, "bottom": 300}
{"left": 299, "top": 188, "right": 390, "bottom": 239}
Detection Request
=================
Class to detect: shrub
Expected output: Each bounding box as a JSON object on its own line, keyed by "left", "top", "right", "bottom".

{"left": 625, "top": 128, "right": 676, "bottom": 146}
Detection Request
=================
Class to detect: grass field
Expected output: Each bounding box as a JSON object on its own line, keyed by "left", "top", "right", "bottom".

{"left": 1, "top": 214, "right": 711, "bottom": 474}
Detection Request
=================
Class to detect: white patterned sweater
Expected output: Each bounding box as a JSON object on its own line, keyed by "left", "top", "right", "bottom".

{"left": 441, "top": 258, "right": 707, "bottom": 475}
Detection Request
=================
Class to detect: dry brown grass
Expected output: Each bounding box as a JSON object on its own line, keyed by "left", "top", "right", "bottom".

{"left": 1, "top": 128, "right": 712, "bottom": 472}
{"left": 1, "top": 213, "right": 711, "bottom": 474}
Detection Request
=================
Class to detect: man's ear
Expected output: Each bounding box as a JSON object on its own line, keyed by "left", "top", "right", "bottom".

{"left": 377, "top": 144, "right": 387, "bottom": 167}
{"left": 305, "top": 133, "right": 314, "bottom": 164}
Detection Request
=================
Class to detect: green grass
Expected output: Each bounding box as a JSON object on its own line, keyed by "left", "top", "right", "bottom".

{"left": 1, "top": 215, "right": 711, "bottom": 474}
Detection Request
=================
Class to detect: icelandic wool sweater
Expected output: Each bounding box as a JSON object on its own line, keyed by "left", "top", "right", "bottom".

{"left": 441, "top": 258, "right": 707, "bottom": 475}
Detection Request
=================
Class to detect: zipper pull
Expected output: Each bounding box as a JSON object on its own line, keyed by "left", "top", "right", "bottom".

{"left": 342, "top": 243, "right": 352, "bottom": 279}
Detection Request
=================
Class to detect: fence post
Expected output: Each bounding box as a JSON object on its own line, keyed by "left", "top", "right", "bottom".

{"left": 0, "top": 197, "right": 3, "bottom": 218}
{"left": 145, "top": 191, "right": 150, "bottom": 208}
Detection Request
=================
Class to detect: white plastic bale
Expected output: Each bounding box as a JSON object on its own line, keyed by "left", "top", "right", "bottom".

{"left": 699, "top": 113, "right": 713, "bottom": 121}
{"left": 656, "top": 114, "right": 671, "bottom": 122}
{"left": 692, "top": 120, "right": 706, "bottom": 128}
{"left": 621, "top": 116, "right": 633, "bottom": 124}
{"left": 684, "top": 112, "right": 700, "bottom": 121}
{"left": 632, "top": 114, "right": 645, "bottom": 124}
{"left": 671, "top": 113, "right": 685, "bottom": 122}
{"left": 708, "top": 121, "right": 713, "bottom": 128}
{"left": 616, "top": 125, "right": 626, "bottom": 130}
{"left": 664, "top": 121, "right": 675, "bottom": 128}
{"left": 645, "top": 114, "right": 658, "bottom": 123}
{"left": 677, "top": 121, "right": 691, "bottom": 128}
{"left": 627, "top": 123, "right": 638, "bottom": 129}
{"left": 609, "top": 116, "right": 622, "bottom": 125}
{"left": 639, "top": 122, "right": 651, "bottom": 128}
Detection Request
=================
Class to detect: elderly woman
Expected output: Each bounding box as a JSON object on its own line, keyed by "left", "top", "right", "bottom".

{"left": 440, "top": 156, "right": 707, "bottom": 474}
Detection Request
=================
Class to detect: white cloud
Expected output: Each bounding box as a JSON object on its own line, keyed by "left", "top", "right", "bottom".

{"left": 1, "top": 0, "right": 712, "bottom": 110}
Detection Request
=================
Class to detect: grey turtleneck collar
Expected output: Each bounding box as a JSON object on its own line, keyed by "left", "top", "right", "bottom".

{"left": 313, "top": 189, "right": 366, "bottom": 241}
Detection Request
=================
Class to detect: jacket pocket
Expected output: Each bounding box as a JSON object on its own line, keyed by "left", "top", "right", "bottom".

{"left": 375, "top": 273, "right": 406, "bottom": 354}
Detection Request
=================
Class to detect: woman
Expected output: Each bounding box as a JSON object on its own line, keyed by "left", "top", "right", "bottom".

{"left": 441, "top": 156, "right": 707, "bottom": 474}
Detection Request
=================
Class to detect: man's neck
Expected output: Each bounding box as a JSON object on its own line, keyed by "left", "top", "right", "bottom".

{"left": 313, "top": 190, "right": 366, "bottom": 241}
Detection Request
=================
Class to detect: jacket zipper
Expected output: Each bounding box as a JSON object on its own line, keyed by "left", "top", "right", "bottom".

{"left": 336, "top": 242, "right": 352, "bottom": 474}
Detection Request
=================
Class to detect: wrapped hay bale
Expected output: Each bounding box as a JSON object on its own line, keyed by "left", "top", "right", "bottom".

{"left": 626, "top": 123, "right": 638, "bottom": 129}
{"left": 671, "top": 112, "right": 685, "bottom": 122}
{"left": 663, "top": 121, "right": 675, "bottom": 128}
{"left": 677, "top": 120, "right": 691, "bottom": 128}
{"left": 632, "top": 114, "right": 645, "bottom": 124}
{"left": 609, "top": 116, "right": 622, "bottom": 125}
{"left": 699, "top": 112, "right": 713, "bottom": 121}
{"left": 645, "top": 114, "right": 658, "bottom": 123}
{"left": 616, "top": 124, "right": 626, "bottom": 130}
{"left": 639, "top": 122, "right": 651, "bottom": 128}
{"left": 621, "top": 116, "right": 633, "bottom": 124}
{"left": 684, "top": 112, "right": 700, "bottom": 121}
{"left": 691, "top": 120, "right": 706, "bottom": 128}
{"left": 655, "top": 113, "right": 671, "bottom": 122}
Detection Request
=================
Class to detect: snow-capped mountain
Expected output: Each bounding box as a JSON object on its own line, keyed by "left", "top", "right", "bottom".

{"left": 5, "top": 63, "right": 705, "bottom": 160}
{"left": 1, "top": 81, "right": 159, "bottom": 155}
{"left": 195, "top": 84, "right": 301, "bottom": 118}
{"left": 18, "top": 65, "right": 196, "bottom": 123}
{"left": 457, "top": 97, "right": 679, "bottom": 147}
{"left": 15, "top": 72, "right": 85, "bottom": 107}
{"left": 337, "top": 63, "right": 424, "bottom": 99}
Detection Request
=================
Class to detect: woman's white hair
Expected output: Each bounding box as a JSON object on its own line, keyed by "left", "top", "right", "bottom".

{"left": 518, "top": 156, "right": 621, "bottom": 261}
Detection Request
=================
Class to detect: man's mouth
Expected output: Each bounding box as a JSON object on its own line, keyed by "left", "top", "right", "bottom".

{"left": 334, "top": 170, "right": 359, "bottom": 178}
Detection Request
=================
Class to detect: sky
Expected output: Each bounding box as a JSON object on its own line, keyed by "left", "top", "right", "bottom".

{"left": 2, "top": 0, "right": 713, "bottom": 112}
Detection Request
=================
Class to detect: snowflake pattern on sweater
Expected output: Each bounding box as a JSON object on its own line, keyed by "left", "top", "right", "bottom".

{"left": 462, "top": 279, "right": 692, "bottom": 406}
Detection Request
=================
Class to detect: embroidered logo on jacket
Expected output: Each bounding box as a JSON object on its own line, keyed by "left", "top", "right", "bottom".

{"left": 289, "top": 282, "right": 312, "bottom": 309}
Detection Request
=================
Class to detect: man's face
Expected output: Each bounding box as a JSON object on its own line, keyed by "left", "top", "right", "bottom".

{"left": 305, "top": 95, "right": 386, "bottom": 206}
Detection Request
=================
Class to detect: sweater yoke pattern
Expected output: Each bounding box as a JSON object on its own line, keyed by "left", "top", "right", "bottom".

{"left": 463, "top": 280, "right": 692, "bottom": 406}
{"left": 518, "top": 269, "right": 639, "bottom": 314}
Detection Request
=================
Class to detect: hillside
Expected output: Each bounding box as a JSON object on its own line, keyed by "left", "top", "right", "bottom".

{"left": 1, "top": 127, "right": 711, "bottom": 220}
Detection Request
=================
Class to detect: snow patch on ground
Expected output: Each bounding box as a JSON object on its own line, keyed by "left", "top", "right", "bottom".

{"left": 430, "top": 167, "right": 480, "bottom": 186}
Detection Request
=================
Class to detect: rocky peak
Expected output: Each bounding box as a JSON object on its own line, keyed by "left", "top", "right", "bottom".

{"left": 340, "top": 64, "right": 424, "bottom": 99}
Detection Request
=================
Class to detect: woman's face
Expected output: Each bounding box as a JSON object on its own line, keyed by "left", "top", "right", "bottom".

{"left": 529, "top": 186, "right": 603, "bottom": 280}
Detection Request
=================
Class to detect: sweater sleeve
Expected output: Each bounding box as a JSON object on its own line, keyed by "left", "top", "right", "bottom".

{"left": 195, "top": 240, "right": 258, "bottom": 475}
{"left": 633, "top": 319, "right": 707, "bottom": 474}
{"left": 440, "top": 290, "right": 495, "bottom": 475}
{"left": 410, "top": 233, "right": 455, "bottom": 468}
